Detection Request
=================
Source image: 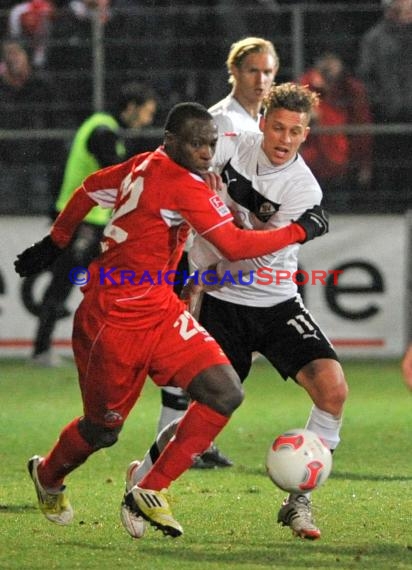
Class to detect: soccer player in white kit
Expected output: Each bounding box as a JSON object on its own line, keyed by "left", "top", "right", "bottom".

{"left": 157, "top": 37, "right": 280, "bottom": 468}
{"left": 124, "top": 83, "right": 347, "bottom": 541}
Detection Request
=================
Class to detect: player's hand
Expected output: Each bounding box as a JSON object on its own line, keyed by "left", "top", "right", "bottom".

{"left": 179, "top": 273, "right": 205, "bottom": 319}
{"left": 201, "top": 171, "right": 224, "bottom": 192}
{"left": 295, "top": 205, "right": 329, "bottom": 242}
{"left": 14, "top": 235, "right": 63, "bottom": 277}
{"left": 180, "top": 273, "right": 204, "bottom": 304}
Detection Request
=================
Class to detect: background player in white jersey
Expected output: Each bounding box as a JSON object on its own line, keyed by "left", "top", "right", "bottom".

{"left": 125, "top": 83, "right": 348, "bottom": 541}
{"left": 158, "top": 37, "right": 280, "bottom": 468}
{"left": 209, "top": 36, "right": 279, "bottom": 134}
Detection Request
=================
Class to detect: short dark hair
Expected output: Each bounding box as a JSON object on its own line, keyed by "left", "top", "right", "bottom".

{"left": 164, "top": 102, "right": 212, "bottom": 135}
{"left": 116, "top": 81, "right": 157, "bottom": 114}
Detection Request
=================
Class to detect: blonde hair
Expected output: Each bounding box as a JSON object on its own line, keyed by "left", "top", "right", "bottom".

{"left": 263, "top": 82, "right": 320, "bottom": 117}
{"left": 226, "top": 37, "right": 279, "bottom": 85}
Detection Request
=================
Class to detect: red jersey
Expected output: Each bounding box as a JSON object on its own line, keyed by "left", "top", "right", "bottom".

{"left": 51, "top": 146, "right": 305, "bottom": 328}
{"left": 75, "top": 148, "right": 233, "bottom": 325}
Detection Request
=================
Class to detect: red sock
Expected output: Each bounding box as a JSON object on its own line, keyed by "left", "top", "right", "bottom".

{"left": 38, "top": 417, "right": 94, "bottom": 489}
{"left": 139, "top": 402, "right": 230, "bottom": 490}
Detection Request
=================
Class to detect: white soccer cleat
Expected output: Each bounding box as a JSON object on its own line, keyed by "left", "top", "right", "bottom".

{"left": 28, "top": 455, "right": 74, "bottom": 525}
{"left": 125, "top": 460, "right": 141, "bottom": 492}
{"left": 120, "top": 460, "right": 147, "bottom": 539}
{"left": 277, "top": 494, "right": 321, "bottom": 540}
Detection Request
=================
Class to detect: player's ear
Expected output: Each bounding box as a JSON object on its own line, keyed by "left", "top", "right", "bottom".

{"left": 164, "top": 130, "right": 176, "bottom": 146}
{"left": 302, "top": 125, "right": 310, "bottom": 142}
{"left": 259, "top": 115, "right": 265, "bottom": 132}
{"left": 229, "top": 63, "right": 239, "bottom": 83}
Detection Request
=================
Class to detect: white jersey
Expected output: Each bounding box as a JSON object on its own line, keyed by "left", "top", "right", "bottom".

{"left": 208, "top": 94, "right": 261, "bottom": 134}
{"left": 189, "top": 131, "right": 323, "bottom": 307}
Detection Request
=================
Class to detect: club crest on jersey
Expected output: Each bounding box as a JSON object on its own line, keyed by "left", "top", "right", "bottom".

{"left": 222, "top": 162, "right": 280, "bottom": 222}
{"left": 257, "top": 201, "right": 278, "bottom": 222}
{"left": 210, "top": 195, "right": 230, "bottom": 217}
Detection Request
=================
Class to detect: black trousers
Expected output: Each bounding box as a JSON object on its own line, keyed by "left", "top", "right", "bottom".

{"left": 33, "top": 223, "right": 104, "bottom": 356}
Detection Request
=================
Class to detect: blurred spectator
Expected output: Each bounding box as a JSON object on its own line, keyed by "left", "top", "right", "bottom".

{"left": 8, "top": 0, "right": 55, "bottom": 68}
{"left": 48, "top": 0, "right": 131, "bottom": 125}
{"left": 357, "top": 0, "right": 412, "bottom": 210}
{"left": 300, "top": 53, "right": 373, "bottom": 212}
{"left": 358, "top": 0, "right": 412, "bottom": 121}
{"left": 31, "top": 81, "right": 158, "bottom": 367}
{"left": 0, "top": 39, "right": 64, "bottom": 214}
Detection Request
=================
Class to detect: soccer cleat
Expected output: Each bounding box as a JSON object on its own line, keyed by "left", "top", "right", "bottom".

{"left": 123, "top": 485, "right": 183, "bottom": 538}
{"left": 191, "top": 443, "right": 233, "bottom": 469}
{"left": 277, "top": 494, "right": 321, "bottom": 540}
{"left": 28, "top": 455, "right": 74, "bottom": 525}
{"left": 125, "top": 460, "right": 141, "bottom": 492}
{"left": 120, "top": 461, "right": 147, "bottom": 539}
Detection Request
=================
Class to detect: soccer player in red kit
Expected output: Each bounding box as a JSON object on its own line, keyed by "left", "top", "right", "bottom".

{"left": 14, "top": 102, "right": 328, "bottom": 538}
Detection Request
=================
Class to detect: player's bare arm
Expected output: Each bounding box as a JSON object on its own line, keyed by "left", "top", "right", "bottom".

{"left": 402, "top": 344, "right": 412, "bottom": 390}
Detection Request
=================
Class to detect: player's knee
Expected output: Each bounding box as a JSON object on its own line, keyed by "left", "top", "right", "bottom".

{"left": 78, "top": 417, "right": 122, "bottom": 450}
{"left": 336, "top": 377, "right": 349, "bottom": 406}
{"left": 299, "top": 359, "right": 348, "bottom": 416}
{"left": 224, "top": 384, "right": 244, "bottom": 415}
{"left": 328, "top": 369, "right": 348, "bottom": 410}
{"left": 317, "top": 378, "right": 348, "bottom": 416}
{"left": 187, "top": 364, "right": 244, "bottom": 416}
{"left": 206, "top": 375, "right": 244, "bottom": 416}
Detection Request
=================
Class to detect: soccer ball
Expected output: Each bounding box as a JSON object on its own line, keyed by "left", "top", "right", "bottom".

{"left": 266, "top": 428, "right": 332, "bottom": 494}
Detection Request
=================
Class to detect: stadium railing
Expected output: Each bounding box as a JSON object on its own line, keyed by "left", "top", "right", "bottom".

{"left": 0, "top": 2, "right": 410, "bottom": 215}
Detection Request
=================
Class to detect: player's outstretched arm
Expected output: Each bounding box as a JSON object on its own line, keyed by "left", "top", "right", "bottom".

{"left": 14, "top": 186, "right": 97, "bottom": 277}
{"left": 295, "top": 205, "right": 329, "bottom": 241}
{"left": 205, "top": 205, "right": 329, "bottom": 262}
{"left": 14, "top": 235, "right": 63, "bottom": 277}
{"left": 402, "top": 344, "right": 412, "bottom": 391}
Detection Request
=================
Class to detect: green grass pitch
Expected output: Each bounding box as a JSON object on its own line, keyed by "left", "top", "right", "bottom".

{"left": 0, "top": 357, "right": 411, "bottom": 569}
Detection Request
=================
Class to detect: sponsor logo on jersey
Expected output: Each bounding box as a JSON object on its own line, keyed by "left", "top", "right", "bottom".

{"left": 209, "top": 195, "right": 230, "bottom": 217}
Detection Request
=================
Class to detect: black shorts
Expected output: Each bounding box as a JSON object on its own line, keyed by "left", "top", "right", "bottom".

{"left": 198, "top": 294, "right": 339, "bottom": 382}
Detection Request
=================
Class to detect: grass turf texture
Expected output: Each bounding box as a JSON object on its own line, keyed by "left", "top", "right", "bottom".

{"left": 0, "top": 357, "right": 411, "bottom": 570}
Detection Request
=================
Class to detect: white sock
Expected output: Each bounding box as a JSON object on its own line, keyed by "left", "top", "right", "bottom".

{"left": 305, "top": 404, "right": 342, "bottom": 451}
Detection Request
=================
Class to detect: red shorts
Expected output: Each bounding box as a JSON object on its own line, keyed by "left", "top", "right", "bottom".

{"left": 72, "top": 296, "right": 229, "bottom": 426}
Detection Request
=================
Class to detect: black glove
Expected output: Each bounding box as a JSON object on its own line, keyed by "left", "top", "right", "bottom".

{"left": 295, "top": 205, "right": 329, "bottom": 243}
{"left": 14, "top": 235, "right": 63, "bottom": 277}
